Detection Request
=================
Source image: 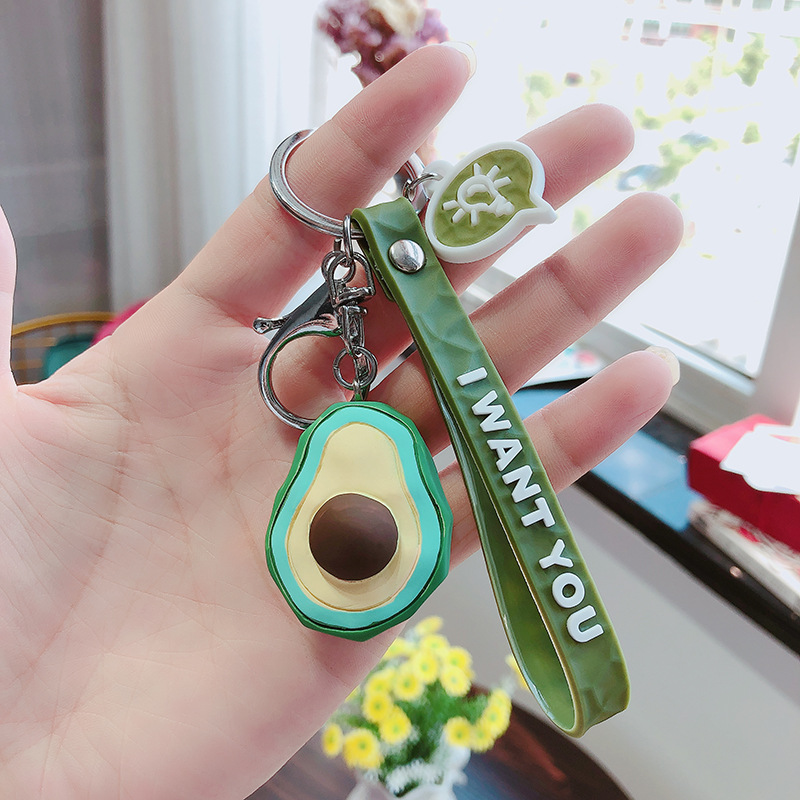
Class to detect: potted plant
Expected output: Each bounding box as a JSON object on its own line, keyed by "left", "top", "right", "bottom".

{"left": 321, "top": 617, "right": 515, "bottom": 799}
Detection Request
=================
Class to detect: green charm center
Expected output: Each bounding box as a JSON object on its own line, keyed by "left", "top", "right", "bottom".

{"left": 433, "top": 150, "right": 535, "bottom": 248}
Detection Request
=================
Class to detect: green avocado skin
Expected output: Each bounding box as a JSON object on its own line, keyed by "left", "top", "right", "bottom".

{"left": 266, "top": 401, "right": 452, "bottom": 642}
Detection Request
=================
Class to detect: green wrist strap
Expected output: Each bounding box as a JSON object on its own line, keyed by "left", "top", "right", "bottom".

{"left": 353, "top": 199, "right": 629, "bottom": 737}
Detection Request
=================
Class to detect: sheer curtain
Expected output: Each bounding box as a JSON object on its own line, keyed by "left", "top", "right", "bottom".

{"left": 0, "top": 0, "right": 108, "bottom": 322}
{"left": 103, "top": 0, "right": 320, "bottom": 308}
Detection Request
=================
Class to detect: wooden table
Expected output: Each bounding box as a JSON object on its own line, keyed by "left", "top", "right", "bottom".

{"left": 248, "top": 704, "right": 630, "bottom": 799}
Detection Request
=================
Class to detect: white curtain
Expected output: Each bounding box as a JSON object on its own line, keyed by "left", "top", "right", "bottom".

{"left": 103, "top": 0, "right": 320, "bottom": 308}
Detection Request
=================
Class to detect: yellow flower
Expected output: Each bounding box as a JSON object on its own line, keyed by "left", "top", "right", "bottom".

{"left": 365, "top": 668, "right": 395, "bottom": 695}
{"left": 343, "top": 729, "right": 383, "bottom": 770}
{"left": 362, "top": 690, "right": 394, "bottom": 723}
{"left": 469, "top": 720, "right": 496, "bottom": 753}
{"left": 488, "top": 688, "right": 512, "bottom": 716}
{"left": 382, "top": 637, "right": 414, "bottom": 661}
{"left": 393, "top": 665, "right": 424, "bottom": 701}
{"left": 479, "top": 702, "right": 510, "bottom": 738}
{"left": 505, "top": 654, "right": 530, "bottom": 691}
{"left": 439, "top": 665, "right": 471, "bottom": 697}
{"left": 321, "top": 723, "right": 343, "bottom": 757}
{"left": 442, "top": 646, "right": 472, "bottom": 673}
{"left": 443, "top": 716, "right": 472, "bottom": 747}
{"left": 346, "top": 686, "right": 361, "bottom": 704}
{"left": 420, "top": 633, "right": 449, "bottom": 654}
{"left": 414, "top": 616, "right": 443, "bottom": 636}
{"left": 409, "top": 650, "right": 439, "bottom": 684}
{"left": 378, "top": 707, "right": 412, "bottom": 745}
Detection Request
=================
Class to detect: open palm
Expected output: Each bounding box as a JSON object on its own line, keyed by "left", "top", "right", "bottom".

{"left": 0, "top": 46, "right": 682, "bottom": 799}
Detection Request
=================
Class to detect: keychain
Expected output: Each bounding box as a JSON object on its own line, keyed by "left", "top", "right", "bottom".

{"left": 257, "top": 137, "right": 452, "bottom": 643}
{"left": 257, "top": 129, "right": 630, "bottom": 737}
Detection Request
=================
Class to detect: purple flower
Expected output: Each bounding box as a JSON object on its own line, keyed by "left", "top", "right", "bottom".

{"left": 317, "top": 0, "right": 449, "bottom": 86}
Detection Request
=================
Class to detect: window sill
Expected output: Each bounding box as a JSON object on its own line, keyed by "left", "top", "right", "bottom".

{"left": 513, "top": 382, "right": 800, "bottom": 658}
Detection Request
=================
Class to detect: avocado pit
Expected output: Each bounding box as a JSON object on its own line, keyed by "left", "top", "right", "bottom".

{"left": 309, "top": 493, "right": 399, "bottom": 581}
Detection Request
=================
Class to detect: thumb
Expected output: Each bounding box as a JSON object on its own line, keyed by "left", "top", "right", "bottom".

{"left": 0, "top": 205, "right": 17, "bottom": 391}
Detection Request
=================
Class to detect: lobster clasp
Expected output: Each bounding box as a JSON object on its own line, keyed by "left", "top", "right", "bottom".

{"left": 254, "top": 283, "right": 339, "bottom": 430}
{"left": 255, "top": 214, "right": 382, "bottom": 430}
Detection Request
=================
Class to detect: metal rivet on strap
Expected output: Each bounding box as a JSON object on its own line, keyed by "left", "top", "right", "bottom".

{"left": 388, "top": 239, "right": 426, "bottom": 273}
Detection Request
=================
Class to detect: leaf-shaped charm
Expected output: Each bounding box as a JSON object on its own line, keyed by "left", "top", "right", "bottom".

{"left": 425, "top": 141, "right": 556, "bottom": 264}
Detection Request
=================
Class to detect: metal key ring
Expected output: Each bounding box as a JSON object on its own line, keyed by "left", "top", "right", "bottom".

{"left": 258, "top": 313, "right": 341, "bottom": 431}
{"left": 269, "top": 130, "right": 430, "bottom": 239}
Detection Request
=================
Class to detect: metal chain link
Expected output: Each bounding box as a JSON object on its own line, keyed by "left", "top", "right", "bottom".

{"left": 253, "top": 217, "right": 380, "bottom": 428}
{"left": 321, "top": 217, "right": 378, "bottom": 398}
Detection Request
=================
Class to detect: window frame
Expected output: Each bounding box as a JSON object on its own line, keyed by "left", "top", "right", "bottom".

{"left": 450, "top": 0, "right": 800, "bottom": 434}
{"left": 463, "top": 205, "right": 800, "bottom": 433}
{"left": 583, "top": 177, "right": 800, "bottom": 432}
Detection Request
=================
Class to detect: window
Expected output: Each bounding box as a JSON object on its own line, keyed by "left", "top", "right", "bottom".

{"left": 429, "top": 0, "right": 800, "bottom": 432}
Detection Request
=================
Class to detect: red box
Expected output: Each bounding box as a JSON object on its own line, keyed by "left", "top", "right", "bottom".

{"left": 688, "top": 415, "right": 800, "bottom": 553}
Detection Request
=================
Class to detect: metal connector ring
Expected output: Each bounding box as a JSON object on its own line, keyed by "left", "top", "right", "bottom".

{"left": 269, "top": 130, "right": 430, "bottom": 239}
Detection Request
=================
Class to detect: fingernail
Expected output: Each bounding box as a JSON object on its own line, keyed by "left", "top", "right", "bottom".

{"left": 440, "top": 41, "right": 477, "bottom": 79}
{"left": 646, "top": 346, "right": 680, "bottom": 386}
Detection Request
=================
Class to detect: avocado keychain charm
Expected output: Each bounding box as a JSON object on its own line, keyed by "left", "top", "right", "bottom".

{"left": 265, "top": 401, "right": 451, "bottom": 640}
{"left": 255, "top": 145, "right": 452, "bottom": 641}
{"left": 261, "top": 130, "right": 630, "bottom": 737}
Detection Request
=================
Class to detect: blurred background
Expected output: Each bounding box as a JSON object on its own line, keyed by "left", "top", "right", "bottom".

{"left": 3, "top": 0, "right": 799, "bottom": 427}
{"left": 2, "top": 3, "right": 799, "bottom": 798}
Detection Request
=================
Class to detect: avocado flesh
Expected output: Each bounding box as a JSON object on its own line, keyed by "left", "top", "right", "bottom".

{"left": 286, "top": 420, "right": 422, "bottom": 611}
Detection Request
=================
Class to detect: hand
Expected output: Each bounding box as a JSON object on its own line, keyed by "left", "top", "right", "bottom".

{"left": 0, "top": 45, "right": 682, "bottom": 799}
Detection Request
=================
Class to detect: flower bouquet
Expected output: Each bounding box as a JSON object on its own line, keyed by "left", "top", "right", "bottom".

{"left": 321, "top": 617, "right": 514, "bottom": 799}
{"left": 317, "top": 0, "right": 448, "bottom": 86}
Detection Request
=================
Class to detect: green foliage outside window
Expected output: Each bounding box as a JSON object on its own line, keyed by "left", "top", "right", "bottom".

{"left": 521, "top": 29, "right": 800, "bottom": 228}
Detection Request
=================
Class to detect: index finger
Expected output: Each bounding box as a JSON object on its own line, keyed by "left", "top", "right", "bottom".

{"left": 177, "top": 45, "right": 474, "bottom": 323}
